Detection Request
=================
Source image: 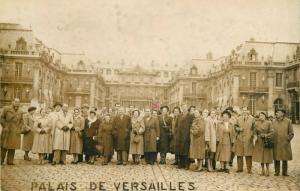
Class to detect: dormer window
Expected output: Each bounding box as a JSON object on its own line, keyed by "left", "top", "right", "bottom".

{"left": 248, "top": 48, "right": 257, "bottom": 61}
{"left": 77, "top": 60, "right": 85, "bottom": 70}
{"left": 190, "top": 65, "right": 198, "bottom": 75}
{"left": 16, "top": 37, "right": 27, "bottom": 50}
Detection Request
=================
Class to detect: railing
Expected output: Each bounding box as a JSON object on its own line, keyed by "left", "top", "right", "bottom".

{"left": 0, "top": 50, "right": 37, "bottom": 56}
{"left": 0, "top": 76, "right": 33, "bottom": 83}
{"left": 65, "top": 87, "right": 90, "bottom": 94}
{"left": 239, "top": 86, "right": 269, "bottom": 93}
{"left": 183, "top": 93, "right": 206, "bottom": 99}
{"left": 120, "top": 95, "right": 153, "bottom": 100}
{"left": 244, "top": 61, "right": 262, "bottom": 65}
{"left": 287, "top": 81, "right": 300, "bottom": 88}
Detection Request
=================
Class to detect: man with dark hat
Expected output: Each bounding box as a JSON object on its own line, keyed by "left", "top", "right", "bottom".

{"left": 22, "top": 106, "right": 37, "bottom": 161}
{"left": 1, "top": 98, "right": 24, "bottom": 165}
{"left": 157, "top": 106, "right": 172, "bottom": 164}
{"left": 273, "top": 109, "right": 294, "bottom": 176}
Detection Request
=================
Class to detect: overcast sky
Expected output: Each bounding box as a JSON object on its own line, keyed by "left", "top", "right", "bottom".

{"left": 1, "top": 0, "right": 299, "bottom": 66}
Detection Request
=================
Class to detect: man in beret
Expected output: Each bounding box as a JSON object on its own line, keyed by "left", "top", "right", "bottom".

{"left": 22, "top": 106, "right": 37, "bottom": 161}
{"left": 52, "top": 103, "right": 73, "bottom": 165}
{"left": 1, "top": 98, "right": 24, "bottom": 165}
{"left": 273, "top": 109, "right": 294, "bottom": 176}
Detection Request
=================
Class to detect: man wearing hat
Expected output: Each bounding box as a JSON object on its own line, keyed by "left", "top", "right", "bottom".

{"left": 273, "top": 109, "right": 294, "bottom": 176}
{"left": 52, "top": 103, "right": 73, "bottom": 165}
{"left": 157, "top": 106, "right": 172, "bottom": 164}
{"left": 22, "top": 106, "right": 37, "bottom": 161}
{"left": 1, "top": 98, "right": 24, "bottom": 165}
{"left": 235, "top": 106, "right": 255, "bottom": 173}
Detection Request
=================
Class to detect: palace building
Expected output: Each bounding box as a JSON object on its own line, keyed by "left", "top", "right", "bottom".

{"left": 0, "top": 23, "right": 299, "bottom": 123}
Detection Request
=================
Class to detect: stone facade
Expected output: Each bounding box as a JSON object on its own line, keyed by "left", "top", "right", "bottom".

{"left": 0, "top": 24, "right": 299, "bottom": 123}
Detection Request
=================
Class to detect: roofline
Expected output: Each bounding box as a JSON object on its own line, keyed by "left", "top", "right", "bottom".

{"left": 245, "top": 41, "right": 300, "bottom": 45}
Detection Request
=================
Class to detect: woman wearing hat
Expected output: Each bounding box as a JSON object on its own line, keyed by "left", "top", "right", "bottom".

{"left": 69, "top": 108, "right": 84, "bottom": 164}
{"left": 189, "top": 110, "right": 207, "bottom": 172}
{"left": 98, "top": 114, "right": 114, "bottom": 165}
{"left": 129, "top": 109, "right": 145, "bottom": 164}
{"left": 32, "top": 108, "right": 52, "bottom": 164}
{"left": 215, "top": 110, "right": 234, "bottom": 173}
{"left": 252, "top": 112, "right": 274, "bottom": 176}
{"left": 83, "top": 110, "right": 100, "bottom": 164}
{"left": 22, "top": 106, "right": 37, "bottom": 161}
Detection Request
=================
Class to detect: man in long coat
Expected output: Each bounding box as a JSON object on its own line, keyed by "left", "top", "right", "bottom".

{"left": 157, "top": 106, "right": 172, "bottom": 164}
{"left": 175, "top": 104, "right": 194, "bottom": 169}
{"left": 1, "top": 98, "right": 24, "bottom": 165}
{"left": 273, "top": 109, "right": 294, "bottom": 176}
{"left": 79, "top": 103, "right": 89, "bottom": 163}
{"left": 112, "top": 107, "right": 132, "bottom": 165}
{"left": 235, "top": 107, "right": 255, "bottom": 173}
{"left": 22, "top": 106, "right": 37, "bottom": 161}
{"left": 52, "top": 104, "right": 73, "bottom": 165}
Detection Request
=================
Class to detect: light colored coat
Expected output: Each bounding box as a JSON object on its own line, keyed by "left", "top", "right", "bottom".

{"left": 69, "top": 115, "right": 84, "bottom": 154}
{"left": 189, "top": 116, "right": 206, "bottom": 159}
{"left": 206, "top": 116, "right": 218, "bottom": 153}
{"left": 0, "top": 106, "right": 24, "bottom": 149}
{"left": 129, "top": 117, "right": 145, "bottom": 155}
{"left": 215, "top": 121, "right": 234, "bottom": 162}
{"left": 252, "top": 120, "right": 274, "bottom": 163}
{"left": 22, "top": 113, "right": 35, "bottom": 151}
{"left": 52, "top": 111, "right": 73, "bottom": 151}
{"left": 273, "top": 118, "right": 294, "bottom": 161}
{"left": 235, "top": 115, "right": 255, "bottom": 156}
{"left": 31, "top": 116, "right": 52, "bottom": 154}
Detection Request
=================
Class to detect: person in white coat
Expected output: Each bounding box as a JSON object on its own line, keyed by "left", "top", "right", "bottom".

{"left": 206, "top": 110, "right": 218, "bottom": 171}
{"left": 52, "top": 104, "right": 73, "bottom": 165}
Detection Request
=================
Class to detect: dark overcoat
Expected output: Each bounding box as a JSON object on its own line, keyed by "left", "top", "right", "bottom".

{"left": 143, "top": 116, "right": 160, "bottom": 152}
{"left": 157, "top": 114, "right": 172, "bottom": 153}
{"left": 175, "top": 112, "right": 194, "bottom": 156}
{"left": 112, "top": 115, "right": 132, "bottom": 152}
{"left": 98, "top": 121, "right": 114, "bottom": 157}
{"left": 1, "top": 106, "right": 24, "bottom": 149}
{"left": 273, "top": 118, "right": 294, "bottom": 161}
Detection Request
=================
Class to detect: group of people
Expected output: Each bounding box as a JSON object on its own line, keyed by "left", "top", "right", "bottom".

{"left": 0, "top": 98, "right": 294, "bottom": 177}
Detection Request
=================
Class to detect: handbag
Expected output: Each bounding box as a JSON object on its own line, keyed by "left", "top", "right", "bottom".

{"left": 264, "top": 138, "right": 274, "bottom": 148}
{"left": 95, "top": 144, "right": 103, "bottom": 154}
{"left": 132, "top": 135, "right": 140, "bottom": 143}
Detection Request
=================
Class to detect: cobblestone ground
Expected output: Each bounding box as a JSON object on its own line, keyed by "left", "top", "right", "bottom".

{"left": 1, "top": 125, "right": 300, "bottom": 191}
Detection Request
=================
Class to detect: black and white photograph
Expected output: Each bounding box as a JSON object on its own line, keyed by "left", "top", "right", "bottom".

{"left": 0, "top": 0, "right": 299, "bottom": 190}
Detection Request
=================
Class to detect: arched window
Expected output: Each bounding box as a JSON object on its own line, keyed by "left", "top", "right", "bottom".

{"left": 274, "top": 98, "right": 283, "bottom": 110}
{"left": 248, "top": 48, "right": 257, "bottom": 61}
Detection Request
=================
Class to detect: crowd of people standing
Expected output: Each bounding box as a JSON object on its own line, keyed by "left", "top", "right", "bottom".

{"left": 0, "top": 98, "right": 294, "bottom": 177}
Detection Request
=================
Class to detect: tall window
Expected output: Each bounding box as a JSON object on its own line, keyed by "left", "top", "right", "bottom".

{"left": 274, "top": 98, "right": 283, "bottom": 110}
{"left": 192, "top": 82, "right": 197, "bottom": 95}
{"left": 15, "top": 62, "right": 23, "bottom": 78}
{"left": 248, "top": 96, "right": 256, "bottom": 115}
{"left": 105, "top": 87, "right": 110, "bottom": 97}
{"left": 250, "top": 72, "right": 256, "bottom": 89}
{"left": 275, "top": 73, "right": 283, "bottom": 87}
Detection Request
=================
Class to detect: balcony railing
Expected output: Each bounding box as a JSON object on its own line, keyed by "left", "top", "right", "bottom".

{"left": 0, "top": 50, "right": 37, "bottom": 56}
{"left": 287, "top": 81, "right": 300, "bottom": 88}
{"left": 65, "top": 87, "right": 90, "bottom": 94}
{"left": 183, "top": 93, "right": 206, "bottom": 99}
{"left": 0, "top": 76, "right": 33, "bottom": 83}
{"left": 239, "top": 86, "right": 269, "bottom": 93}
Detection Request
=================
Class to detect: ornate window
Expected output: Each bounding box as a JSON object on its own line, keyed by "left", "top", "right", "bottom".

{"left": 275, "top": 73, "right": 283, "bottom": 87}
{"left": 248, "top": 48, "right": 257, "bottom": 61}
{"left": 16, "top": 37, "right": 27, "bottom": 50}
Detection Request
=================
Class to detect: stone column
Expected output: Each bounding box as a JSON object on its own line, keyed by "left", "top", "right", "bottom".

{"left": 232, "top": 75, "right": 240, "bottom": 107}
{"left": 90, "top": 81, "right": 95, "bottom": 107}
{"left": 267, "top": 72, "right": 274, "bottom": 116}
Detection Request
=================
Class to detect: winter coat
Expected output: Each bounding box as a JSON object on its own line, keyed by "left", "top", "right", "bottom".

{"left": 157, "top": 115, "right": 172, "bottom": 153}
{"left": 129, "top": 117, "right": 145, "bottom": 155}
{"left": 31, "top": 116, "right": 52, "bottom": 154}
{"left": 215, "top": 121, "right": 234, "bottom": 162}
{"left": 22, "top": 113, "right": 35, "bottom": 151}
{"left": 189, "top": 116, "right": 206, "bottom": 159}
{"left": 235, "top": 115, "right": 255, "bottom": 156}
{"left": 112, "top": 114, "right": 132, "bottom": 152}
{"left": 69, "top": 115, "right": 84, "bottom": 154}
{"left": 143, "top": 116, "right": 160, "bottom": 152}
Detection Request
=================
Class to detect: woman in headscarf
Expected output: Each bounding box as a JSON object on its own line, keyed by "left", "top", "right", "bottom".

{"left": 252, "top": 112, "right": 274, "bottom": 176}
{"left": 83, "top": 110, "right": 100, "bottom": 164}
{"left": 69, "top": 107, "right": 84, "bottom": 164}
{"left": 215, "top": 110, "right": 234, "bottom": 173}
{"left": 32, "top": 108, "right": 52, "bottom": 164}
{"left": 129, "top": 109, "right": 145, "bottom": 164}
